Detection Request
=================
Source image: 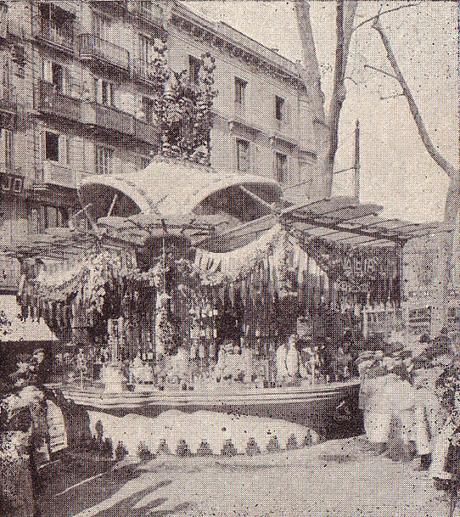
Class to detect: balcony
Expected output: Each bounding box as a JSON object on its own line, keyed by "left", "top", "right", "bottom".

{"left": 34, "top": 17, "right": 74, "bottom": 52}
{"left": 43, "top": 161, "right": 78, "bottom": 189}
{"left": 132, "top": 59, "right": 158, "bottom": 86}
{"left": 135, "top": 119, "right": 159, "bottom": 145}
{"left": 227, "top": 103, "right": 263, "bottom": 135}
{"left": 128, "top": 1, "right": 163, "bottom": 26}
{"left": 79, "top": 34, "right": 130, "bottom": 73}
{"left": 37, "top": 80, "right": 81, "bottom": 122}
{"left": 0, "top": 86, "right": 17, "bottom": 114}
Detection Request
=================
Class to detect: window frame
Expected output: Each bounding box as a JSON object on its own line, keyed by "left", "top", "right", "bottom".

{"left": 188, "top": 55, "right": 201, "bottom": 85}
{"left": 234, "top": 77, "right": 247, "bottom": 107}
{"left": 275, "top": 151, "right": 287, "bottom": 183}
{"left": 275, "top": 95, "right": 285, "bottom": 122}
{"left": 95, "top": 144, "right": 114, "bottom": 175}
{"left": 236, "top": 138, "right": 250, "bottom": 173}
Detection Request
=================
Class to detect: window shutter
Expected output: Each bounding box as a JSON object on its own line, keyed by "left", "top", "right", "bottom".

{"left": 285, "top": 101, "right": 291, "bottom": 127}
{"left": 59, "top": 135, "right": 70, "bottom": 165}
{"left": 42, "top": 59, "right": 53, "bottom": 82}
{"left": 110, "top": 83, "right": 117, "bottom": 108}
{"left": 41, "top": 129, "right": 47, "bottom": 162}
{"left": 63, "top": 67, "right": 71, "bottom": 96}
{"left": 0, "top": 129, "right": 6, "bottom": 171}
{"left": 95, "top": 78, "right": 103, "bottom": 104}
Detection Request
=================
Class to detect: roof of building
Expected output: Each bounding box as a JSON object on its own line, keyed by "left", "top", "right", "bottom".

{"left": 172, "top": 1, "right": 304, "bottom": 82}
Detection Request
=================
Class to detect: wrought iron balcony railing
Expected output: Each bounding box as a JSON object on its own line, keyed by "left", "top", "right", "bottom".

{"left": 135, "top": 118, "right": 159, "bottom": 146}
{"left": 129, "top": 2, "right": 163, "bottom": 24}
{"left": 95, "top": 103, "right": 135, "bottom": 135}
{"left": 43, "top": 161, "right": 78, "bottom": 189}
{"left": 35, "top": 17, "right": 74, "bottom": 51}
{"left": 0, "top": 85, "right": 17, "bottom": 113}
{"left": 37, "top": 80, "right": 81, "bottom": 122}
{"left": 79, "top": 34, "right": 130, "bottom": 72}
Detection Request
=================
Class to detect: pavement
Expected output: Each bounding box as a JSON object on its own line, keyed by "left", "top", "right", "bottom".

{"left": 39, "top": 436, "right": 456, "bottom": 517}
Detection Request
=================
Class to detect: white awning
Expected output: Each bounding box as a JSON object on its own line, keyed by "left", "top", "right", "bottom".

{"left": 78, "top": 157, "right": 282, "bottom": 222}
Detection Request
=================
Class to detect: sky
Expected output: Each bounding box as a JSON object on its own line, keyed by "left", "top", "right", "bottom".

{"left": 184, "top": 1, "right": 458, "bottom": 223}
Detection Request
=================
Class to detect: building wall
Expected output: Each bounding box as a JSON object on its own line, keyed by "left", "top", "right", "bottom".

{"left": 0, "top": 0, "right": 325, "bottom": 291}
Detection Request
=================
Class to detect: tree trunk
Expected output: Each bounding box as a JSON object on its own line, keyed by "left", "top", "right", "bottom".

{"left": 323, "top": 1, "right": 358, "bottom": 196}
{"left": 295, "top": 0, "right": 357, "bottom": 197}
{"left": 372, "top": 17, "right": 460, "bottom": 331}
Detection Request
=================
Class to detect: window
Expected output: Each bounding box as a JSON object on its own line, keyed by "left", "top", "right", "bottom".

{"left": 95, "top": 145, "right": 114, "bottom": 175}
{"left": 236, "top": 139, "right": 250, "bottom": 173}
{"left": 140, "top": 1, "right": 152, "bottom": 11}
{"left": 142, "top": 96, "right": 155, "bottom": 124}
{"left": 139, "top": 34, "right": 154, "bottom": 63}
{"left": 95, "top": 78, "right": 116, "bottom": 107}
{"left": 45, "top": 132, "right": 59, "bottom": 162}
{"left": 42, "top": 60, "right": 70, "bottom": 94}
{"left": 93, "top": 13, "right": 112, "bottom": 41}
{"left": 189, "top": 55, "right": 201, "bottom": 85}
{"left": 44, "top": 131, "right": 69, "bottom": 164}
{"left": 235, "top": 77, "right": 247, "bottom": 106}
{"left": 275, "top": 152, "right": 287, "bottom": 183}
{"left": 275, "top": 95, "right": 285, "bottom": 121}
{"left": 4, "top": 129, "right": 13, "bottom": 171}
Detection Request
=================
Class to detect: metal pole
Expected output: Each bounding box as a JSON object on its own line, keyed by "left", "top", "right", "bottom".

{"left": 354, "top": 120, "right": 360, "bottom": 201}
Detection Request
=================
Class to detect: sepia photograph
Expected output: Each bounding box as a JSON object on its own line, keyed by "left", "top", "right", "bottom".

{"left": 0, "top": 1, "right": 458, "bottom": 515}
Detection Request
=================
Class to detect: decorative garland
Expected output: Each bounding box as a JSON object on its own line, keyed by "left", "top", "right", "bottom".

{"left": 152, "top": 42, "right": 218, "bottom": 164}
{"left": 297, "top": 236, "right": 399, "bottom": 295}
{"left": 33, "top": 249, "right": 136, "bottom": 313}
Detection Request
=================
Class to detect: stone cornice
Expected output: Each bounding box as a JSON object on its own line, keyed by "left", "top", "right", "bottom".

{"left": 170, "top": 5, "right": 308, "bottom": 93}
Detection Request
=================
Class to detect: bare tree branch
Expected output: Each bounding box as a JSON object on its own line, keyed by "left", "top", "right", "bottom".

{"left": 364, "top": 64, "right": 399, "bottom": 81}
{"left": 379, "top": 93, "right": 404, "bottom": 101}
{"left": 344, "top": 76, "right": 358, "bottom": 87}
{"left": 352, "top": 2, "right": 422, "bottom": 33}
{"left": 372, "top": 17, "right": 458, "bottom": 179}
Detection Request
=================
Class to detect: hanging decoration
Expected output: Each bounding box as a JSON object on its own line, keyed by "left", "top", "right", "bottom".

{"left": 153, "top": 44, "right": 218, "bottom": 164}
{"left": 296, "top": 236, "right": 400, "bottom": 299}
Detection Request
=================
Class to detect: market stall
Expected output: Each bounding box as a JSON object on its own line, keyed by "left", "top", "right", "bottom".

{"left": 8, "top": 157, "right": 448, "bottom": 438}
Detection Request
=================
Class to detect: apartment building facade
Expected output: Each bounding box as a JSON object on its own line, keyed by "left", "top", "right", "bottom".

{"left": 0, "top": 0, "right": 325, "bottom": 292}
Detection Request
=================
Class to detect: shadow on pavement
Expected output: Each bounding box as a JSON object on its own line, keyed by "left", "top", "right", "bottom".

{"left": 40, "top": 463, "right": 179, "bottom": 517}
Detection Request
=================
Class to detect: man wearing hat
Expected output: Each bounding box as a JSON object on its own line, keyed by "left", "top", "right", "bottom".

{"left": 384, "top": 350, "right": 416, "bottom": 461}
{"left": 412, "top": 355, "right": 448, "bottom": 471}
{"left": 29, "top": 348, "right": 48, "bottom": 386}
{"left": 359, "top": 351, "right": 392, "bottom": 453}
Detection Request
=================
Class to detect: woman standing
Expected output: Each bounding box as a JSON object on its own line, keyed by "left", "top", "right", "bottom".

{"left": 0, "top": 358, "right": 50, "bottom": 516}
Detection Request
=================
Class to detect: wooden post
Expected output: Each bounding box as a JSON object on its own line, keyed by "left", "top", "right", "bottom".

{"left": 353, "top": 120, "right": 360, "bottom": 201}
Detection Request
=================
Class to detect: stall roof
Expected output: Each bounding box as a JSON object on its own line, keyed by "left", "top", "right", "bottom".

{"left": 199, "top": 196, "right": 450, "bottom": 252}
{"left": 1, "top": 213, "right": 229, "bottom": 259}
{"left": 78, "top": 156, "right": 282, "bottom": 221}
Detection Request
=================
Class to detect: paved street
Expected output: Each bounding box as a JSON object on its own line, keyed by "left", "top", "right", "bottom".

{"left": 39, "top": 437, "right": 456, "bottom": 517}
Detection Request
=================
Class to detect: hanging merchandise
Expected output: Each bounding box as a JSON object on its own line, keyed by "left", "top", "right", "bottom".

{"left": 296, "top": 236, "right": 401, "bottom": 302}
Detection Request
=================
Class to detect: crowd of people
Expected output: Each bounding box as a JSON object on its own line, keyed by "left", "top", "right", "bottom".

{"left": 0, "top": 349, "right": 51, "bottom": 516}
{"left": 275, "top": 332, "right": 356, "bottom": 386}
{"left": 357, "top": 328, "right": 459, "bottom": 497}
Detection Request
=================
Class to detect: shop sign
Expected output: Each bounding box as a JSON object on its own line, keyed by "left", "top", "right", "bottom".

{"left": 1, "top": 172, "right": 24, "bottom": 196}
